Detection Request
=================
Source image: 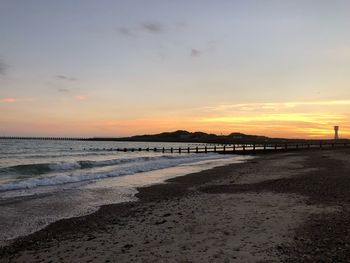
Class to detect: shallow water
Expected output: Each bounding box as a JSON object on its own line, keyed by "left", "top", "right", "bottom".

{"left": 0, "top": 139, "right": 252, "bottom": 245}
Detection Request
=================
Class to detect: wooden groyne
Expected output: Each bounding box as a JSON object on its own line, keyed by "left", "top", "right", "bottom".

{"left": 81, "top": 141, "right": 350, "bottom": 154}
{"left": 1, "top": 137, "right": 349, "bottom": 154}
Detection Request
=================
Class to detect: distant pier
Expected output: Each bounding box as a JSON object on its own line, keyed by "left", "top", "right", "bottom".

{"left": 0, "top": 136, "right": 89, "bottom": 141}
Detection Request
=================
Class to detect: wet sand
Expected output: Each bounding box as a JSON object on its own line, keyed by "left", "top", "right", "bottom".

{"left": 1, "top": 149, "right": 350, "bottom": 262}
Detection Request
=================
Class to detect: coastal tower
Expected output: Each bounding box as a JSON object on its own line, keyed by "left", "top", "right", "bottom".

{"left": 334, "top": 126, "right": 339, "bottom": 140}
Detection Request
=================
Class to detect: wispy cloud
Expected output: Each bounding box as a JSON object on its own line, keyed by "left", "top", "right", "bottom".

{"left": 117, "top": 27, "right": 135, "bottom": 37}
{"left": 190, "top": 42, "right": 217, "bottom": 58}
{"left": 202, "top": 100, "right": 350, "bottom": 113}
{"left": 190, "top": 49, "right": 202, "bottom": 57}
{"left": 198, "top": 113, "right": 346, "bottom": 126}
{"left": 55, "top": 75, "right": 77, "bottom": 81}
{"left": 53, "top": 75, "right": 77, "bottom": 92}
{"left": 0, "top": 97, "right": 34, "bottom": 103}
{"left": 117, "top": 21, "right": 165, "bottom": 37}
{"left": 0, "top": 59, "right": 8, "bottom": 75}
{"left": 57, "top": 88, "right": 70, "bottom": 92}
{"left": 141, "top": 22, "right": 163, "bottom": 34}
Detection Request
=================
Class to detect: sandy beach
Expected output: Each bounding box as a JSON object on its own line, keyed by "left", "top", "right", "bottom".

{"left": 1, "top": 149, "right": 350, "bottom": 262}
{"left": 2, "top": 1, "right": 350, "bottom": 262}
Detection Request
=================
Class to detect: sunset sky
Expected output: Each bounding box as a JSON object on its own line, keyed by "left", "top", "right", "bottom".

{"left": 1, "top": 0, "right": 350, "bottom": 138}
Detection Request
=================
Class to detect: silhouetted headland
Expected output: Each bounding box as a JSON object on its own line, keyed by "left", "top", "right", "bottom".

{"left": 1, "top": 130, "right": 349, "bottom": 144}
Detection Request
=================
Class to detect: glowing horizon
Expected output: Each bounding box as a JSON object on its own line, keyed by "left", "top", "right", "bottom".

{"left": 1, "top": 1, "right": 350, "bottom": 139}
{"left": 1, "top": 98, "right": 349, "bottom": 139}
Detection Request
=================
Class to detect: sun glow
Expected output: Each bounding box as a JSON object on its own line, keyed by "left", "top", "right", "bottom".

{"left": 1, "top": 98, "right": 349, "bottom": 138}
{"left": 199, "top": 113, "right": 345, "bottom": 125}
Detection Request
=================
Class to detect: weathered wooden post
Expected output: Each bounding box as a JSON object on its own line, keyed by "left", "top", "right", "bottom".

{"left": 243, "top": 145, "right": 246, "bottom": 152}
{"left": 196, "top": 147, "right": 198, "bottom": 153}
{"left": 205, "top": 146, "right": 207, "bottom": 153}
{"left": 187, "top": 147, "right": 190, "bottom": 153}
{"left": 233, "top": 144, "right": 236, "bottom": 151}
{"left": 223, "top": 145, "right": 226, "bottom": 152}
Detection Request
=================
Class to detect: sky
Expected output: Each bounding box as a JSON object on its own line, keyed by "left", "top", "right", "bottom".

{"left": 1, "top": 0, "right": 350, "bottom": 138}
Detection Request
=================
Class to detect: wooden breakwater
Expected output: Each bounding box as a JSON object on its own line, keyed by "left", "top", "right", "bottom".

{"left": 1, "top": 137, "right": 349, "bottom": 154}
{"left": 81, "top": 141, "right": 350, "bottom": 154}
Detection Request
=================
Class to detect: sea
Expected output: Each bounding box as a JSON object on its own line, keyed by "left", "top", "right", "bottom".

{"left": 0, "top": 139, "right": 252, "bottom": 245}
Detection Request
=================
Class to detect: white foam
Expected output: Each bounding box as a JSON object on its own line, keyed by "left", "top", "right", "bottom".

{"left": 45, "top": 155, "right": 181, "bottom": 172}
{"left": 0, "top": 154, "right": 231, "bottom": 191}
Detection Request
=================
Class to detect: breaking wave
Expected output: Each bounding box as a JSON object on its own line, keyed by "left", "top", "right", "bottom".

{"left": 2, "top": 155, "right": 202, "bottom": 175}
{"left": 0, "top": 154, "right": 231, "bottom": 191}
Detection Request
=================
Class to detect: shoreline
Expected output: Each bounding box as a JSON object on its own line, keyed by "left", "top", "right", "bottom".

{"left": 0, "top": 159, "right": 252, "bottom": 249}
{"left": 2, "top": 149, "right": 350, "bottom": 262}
{"left": 0, "top": 155, "right": 248, "bottom": 246}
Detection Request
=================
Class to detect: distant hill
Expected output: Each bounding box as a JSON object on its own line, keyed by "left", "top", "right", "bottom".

{"left": 106, "top": 130, "right": 297, "bottom": 144}
{"left": 3, "top": 130, "right": 348, "bottom": 142}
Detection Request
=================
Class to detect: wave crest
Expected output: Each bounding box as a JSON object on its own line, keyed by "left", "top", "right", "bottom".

{"left": 0, "top": 154, "right": 231, "bottom": 191}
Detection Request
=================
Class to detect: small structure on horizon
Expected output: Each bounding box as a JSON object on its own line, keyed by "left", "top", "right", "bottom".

{"left": 334, "top": 126, "right": 339, "bottom": 140}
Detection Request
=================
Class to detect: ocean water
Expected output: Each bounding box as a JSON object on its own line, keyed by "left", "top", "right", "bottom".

{"left": 0, "top": 139, "right": 252, "bottom": 245}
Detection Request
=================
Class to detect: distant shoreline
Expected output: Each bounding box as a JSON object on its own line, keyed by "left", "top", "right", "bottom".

{"left": 1, "top": 135, "right": 348, "bottom": 144}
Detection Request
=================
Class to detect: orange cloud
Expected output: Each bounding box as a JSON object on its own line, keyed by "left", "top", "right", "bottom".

{"left": 201, "top": 100, "right": 350, "bottom": 113}
{"left": 0, "top": 98, "right": 16, "bottom": 103}
{"left": 198, "top": 113, "right": 346, "bottom": 126}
